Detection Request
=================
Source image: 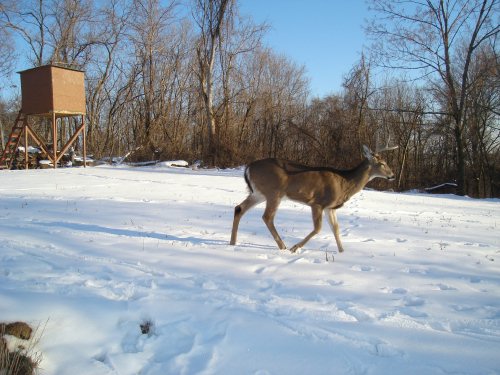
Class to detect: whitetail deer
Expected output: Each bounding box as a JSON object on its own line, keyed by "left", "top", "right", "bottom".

{"left": 230, "top": 145, "right": 397, "bottom": 253}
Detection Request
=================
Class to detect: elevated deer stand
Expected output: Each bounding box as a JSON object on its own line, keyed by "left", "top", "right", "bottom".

{"left": 0, "top": 64, "right": 86, "bottom": 169}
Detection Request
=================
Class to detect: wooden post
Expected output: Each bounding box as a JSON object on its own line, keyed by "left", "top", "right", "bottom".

{"left": 55, "top": 121, "right": 85, "bottom": 164}
{"left": 82, "top": 115, "right": 86, "bottom": 168}
{"left": 26, "top": 123, "right": 51, "bottom": 157}
{"left": 0, "top": 116, "right": 5, "bottom": 151}
{"left": 52, "top": 112, "right": 57, "bottom": 169}
{"left": 24, "top": 121, "right": 28, "bottom": 170}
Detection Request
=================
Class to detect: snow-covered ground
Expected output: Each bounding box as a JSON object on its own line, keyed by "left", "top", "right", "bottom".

{"left": 0, "top": 165, "right": 499, "bottom": 375}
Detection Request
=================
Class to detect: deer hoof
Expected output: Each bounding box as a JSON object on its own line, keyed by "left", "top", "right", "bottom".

{"left": 277, "top": 242, "right": 287, "bottom": 250}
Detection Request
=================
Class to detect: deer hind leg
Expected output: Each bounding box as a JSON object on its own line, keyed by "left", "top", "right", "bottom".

{"left": 327, "top": 209, "right": 344, "bottom": 253}
{"left": 230, "top": 193, "right": 264, "bottom": 245}
{"left": 262, "top": 196, "right": 287, "bottom": 250}
{"left": 290, "top": 204, "right": 323, "bottom": 253}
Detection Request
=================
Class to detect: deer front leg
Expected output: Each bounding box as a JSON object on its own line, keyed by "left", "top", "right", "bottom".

{"left": 327, "top": 208, "right": 344, "bottom": 253}
{"left": 290, "top": 205, "right": 323, "bottom": 253}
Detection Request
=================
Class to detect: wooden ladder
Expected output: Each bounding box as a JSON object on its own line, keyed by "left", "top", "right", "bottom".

{"left": 0, "top": 112, "right": 26, "bottom": 170}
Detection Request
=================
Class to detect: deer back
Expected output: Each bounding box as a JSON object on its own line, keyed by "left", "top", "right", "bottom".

{"left": 246, "top": 158, "right": 369, "bottom": 208}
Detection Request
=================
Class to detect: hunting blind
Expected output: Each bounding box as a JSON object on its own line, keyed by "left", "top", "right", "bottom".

{"left": 0, "top": 64, "right": 87, "bottom": 169}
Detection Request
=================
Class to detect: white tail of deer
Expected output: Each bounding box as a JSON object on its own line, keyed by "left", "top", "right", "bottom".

{"left": 230, "top": 145, "right": 398, "bottom": 253}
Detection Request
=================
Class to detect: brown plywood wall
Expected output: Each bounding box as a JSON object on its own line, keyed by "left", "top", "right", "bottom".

{"left": 19, "top": 65, "right": 86, "bottom": 116}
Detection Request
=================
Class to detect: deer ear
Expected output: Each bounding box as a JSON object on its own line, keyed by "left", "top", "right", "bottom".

{"left": 362, "top": 145, "right": 374, "bottom": 159}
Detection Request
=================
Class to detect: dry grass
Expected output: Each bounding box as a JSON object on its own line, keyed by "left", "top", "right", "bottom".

{"left": 0, "top": 322, "right": 45, "bottom": 375}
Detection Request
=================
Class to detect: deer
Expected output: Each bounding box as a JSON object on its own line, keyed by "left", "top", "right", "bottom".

{"left": 229, "top": 145, "right": 397, "bottom": 253}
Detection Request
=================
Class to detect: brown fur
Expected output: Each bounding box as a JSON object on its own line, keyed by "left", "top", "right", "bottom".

{"left": 230, "top": 146, "right": 396, "bottom": 253}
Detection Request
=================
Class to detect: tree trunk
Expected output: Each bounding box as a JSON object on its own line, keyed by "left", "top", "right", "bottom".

{"left": 454, "top": 124, "right": 466, "bottom": 196}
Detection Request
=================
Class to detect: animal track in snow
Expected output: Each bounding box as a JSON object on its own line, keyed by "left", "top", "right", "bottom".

{"left": 380, "top": 287, "right": 408, "bottom": 295}
{"left": 326, "top": 279, "right": 344, "bottom": 287}
{"left": 431, "top": 283, "right": 457, "bottom": 291}
{"left": 337, "top": 302, "right": 376, "bottom": 322}
{"left": 400, "top": 267, "right": 428, "bottom": 275}
{"left": 351, "top": 265, "right": 375, "bottom": 272}
{"left": 403, "top": 296, "right": 425, "bottom": 307}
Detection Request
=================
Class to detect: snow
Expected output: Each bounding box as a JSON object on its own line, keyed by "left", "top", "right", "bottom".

{"left": 0, "top": 165, "right": 499, "bottom": 375}
{"left": 156, "top": 160, "right": 189, "bottom": 168}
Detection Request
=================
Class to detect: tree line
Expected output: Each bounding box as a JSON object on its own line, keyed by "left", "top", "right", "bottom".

{"left": 0, "top": 0, "right": 498, "bottom": 197}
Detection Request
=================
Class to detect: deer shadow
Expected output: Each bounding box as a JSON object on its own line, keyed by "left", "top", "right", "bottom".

{"left": 35, "top": 221, "right": 227, "bottom": 246}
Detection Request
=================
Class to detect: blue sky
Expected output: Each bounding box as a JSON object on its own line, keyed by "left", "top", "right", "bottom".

{"left": 1, "top": 1, "right": 369, "bottom": 100}
{"left": 239, "top": 0, "right": 369, "bottom": 98}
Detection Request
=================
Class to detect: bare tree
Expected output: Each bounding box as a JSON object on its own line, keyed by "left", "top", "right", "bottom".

{"left": 0, "top": 0, "right": 50, "bottom": 65}
{"left": 0, "top": 22, "right": 15, "bottom": 79}
{"left": 465, "top": 47, "right": 500, "bottom": 196}
{"left": 1, "top": 0, "right": 104, "bottom": 67}
{"left": 342, "top": 53, "right": 374, "bottom": 148}
{"left": 192, "top": 0, "right": 233, "bottom": 166}
{"left": 215, "top": 11, "right": 266, "bottom": 165}
{"left": 251, "top": 48, "right": 309, "bottom": 160}
{"left": 84, "top": 0, "right": 132, "bottom": 156}
{"left": 126, "top": 0, "right": 178, "bottom": 158}
{"left": 367, "top": 0, "right": 499, "bottom": 195}
{"left": 48, "top": 0, "right": 95, "bottom": 65}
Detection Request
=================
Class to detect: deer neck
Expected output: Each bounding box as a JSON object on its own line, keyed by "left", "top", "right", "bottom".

{"left": 342, "top": 159, "right": 372, "bottom": 198}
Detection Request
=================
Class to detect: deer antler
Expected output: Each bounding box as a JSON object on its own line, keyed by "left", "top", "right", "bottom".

{"left": 376, "top": 145, "right": 399, "bottom": 153}
{"left": 375, "top": 135, "right": 398, "bottom": 153}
